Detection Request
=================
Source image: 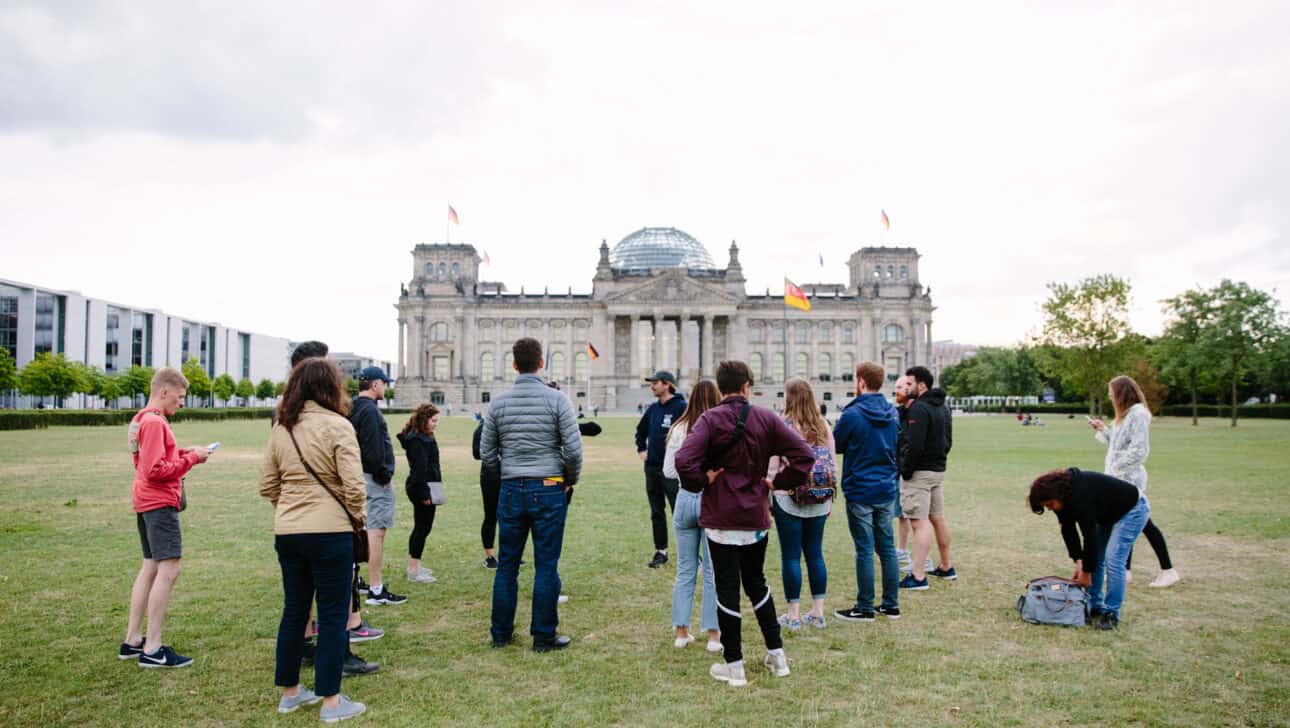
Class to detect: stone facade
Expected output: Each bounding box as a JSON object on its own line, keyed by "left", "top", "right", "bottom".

{"left": 394, "top": 229, "right": 934, "bottom": 412}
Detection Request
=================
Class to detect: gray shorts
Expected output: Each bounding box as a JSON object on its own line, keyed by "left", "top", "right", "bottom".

{"left": 365, "top": 473, "right": 395, "bottom": 530}
{"left": 137, "top": 507, "right": 182, "bottom": 560}
{"left": 900, "top": 471, "right": 945, "bottom": 520}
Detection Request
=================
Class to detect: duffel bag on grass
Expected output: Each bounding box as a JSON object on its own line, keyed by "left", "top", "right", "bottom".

{"left": 1016, "top": 576, "right": 1087, "bottom": 627}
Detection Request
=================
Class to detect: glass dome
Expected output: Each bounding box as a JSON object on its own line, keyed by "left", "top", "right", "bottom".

{"left": 609, "top": 227, "right": 716, "bottom": 269}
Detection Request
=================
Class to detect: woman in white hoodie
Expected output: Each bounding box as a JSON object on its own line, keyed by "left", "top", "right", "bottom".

{"left": 1088, "top": 375, "right": 1181, "bottom": 588}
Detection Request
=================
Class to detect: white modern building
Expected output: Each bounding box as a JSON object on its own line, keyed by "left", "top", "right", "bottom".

{"left": 1, "top": 278, "right": 292, "bottom": 407}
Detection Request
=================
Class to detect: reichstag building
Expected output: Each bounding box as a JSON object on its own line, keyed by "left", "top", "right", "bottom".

{"left": 394, "top": 227, "right": 934, "bottom": 411}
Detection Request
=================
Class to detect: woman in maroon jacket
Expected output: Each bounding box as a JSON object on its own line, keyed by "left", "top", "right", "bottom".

{"left": 675, "top": 360, "right": 814, "bottom": 688}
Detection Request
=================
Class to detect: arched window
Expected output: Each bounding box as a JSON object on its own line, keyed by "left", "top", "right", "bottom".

{"left": 886, "top": 264, "right": 895, "bottom": 279}
{"left": 430, "top": 322, "right": 449, "bottom": 342}
{"left": 842, "top": 324, "right": 855, "bottom": 344}
{"left": 749, "top": 352, "right": 764, "bottom": 380}
{"left": 818, "top": 323, "right": 832, "bottom": 342}
{"left": 574, "top": 352, "right": 589, "bottom": 382}
{"left": 480, "top": 351, "right": 495, "bottom": 381}
{"left": 504, "top": 352, "right": 516, "bottom": 382}
{"left": 883, "top": 324, "right": 904, "bottom": 343}
{"left": 900, "top": 265, "right": 908, "bottom": 279}
{"left": 873, "top": 265, "right": 882, "bottom": 279}
{"left": 437, "top": 262, "right": 447, "bottom": 278}
{"left": 423, "top": 262, "right": 434, "bottom": 275}
{"left": 818, "top": 352, "right": 832, "bottom": 380}
{"left": 840, "top": 352, "right": 856, "bottom": 382}
{"left": 749, "top": 325, "right": 764, "bottom": 344}
{"left": 770, "top": 353, "right": 786, "bottom": 383}
{"left": 772, "top": 326, "right": 785, "bottom": 344}
{"left": 795, "top": 326, "right": 809, "bottom": 344}
{"left": 549, "top": 351, "right": 566, "bottom": 381}
{"left": 451, "top": 262, "right": 461, "bottom": 277}
{"left": 795, "top": 352, "right": 810, "bottom": 378}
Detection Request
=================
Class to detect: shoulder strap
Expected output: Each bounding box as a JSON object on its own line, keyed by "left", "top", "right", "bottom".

{"left": 287, "top": 428, "right": 362, "bottom": 530}
{"left": 708, "top": 402, "right": 751, "bottom": 465}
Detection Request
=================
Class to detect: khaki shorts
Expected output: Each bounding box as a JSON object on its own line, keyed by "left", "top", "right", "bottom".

{"left": 900, "top": 471, "right": 945, "bottom": 520}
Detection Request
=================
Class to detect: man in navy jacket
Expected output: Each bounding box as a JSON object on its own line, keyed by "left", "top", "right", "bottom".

{"left": 635, "top": 370, "right": 687, "bottom": 568}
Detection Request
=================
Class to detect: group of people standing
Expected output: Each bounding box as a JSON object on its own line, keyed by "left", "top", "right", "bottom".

{"left": 116, "top": 334, "right": 1183, "bottom": 719}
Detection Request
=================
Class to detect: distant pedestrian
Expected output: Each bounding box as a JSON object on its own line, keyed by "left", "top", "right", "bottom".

{"left": 636, "top": 370, "right": 687, "bottom": 568}
{"left": 120, "top": 367, "right": 211, "bottom": 669}
{"left": 398, "top": 404, "right": 442, "bottom": 585}
{"left": 675, "top": 360, "right": 814, "bottom": 688}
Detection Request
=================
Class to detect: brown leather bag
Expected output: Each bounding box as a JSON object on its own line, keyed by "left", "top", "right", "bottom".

{"left": 288, "top": 429, "right": 370, "bottom": 563}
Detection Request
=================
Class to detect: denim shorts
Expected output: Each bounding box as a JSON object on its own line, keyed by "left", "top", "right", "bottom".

{"left": 365, "top": 474, "right": 395, "bottom": 530}
{"left": 137, "top": 506, "right": 182, "bottom": 560}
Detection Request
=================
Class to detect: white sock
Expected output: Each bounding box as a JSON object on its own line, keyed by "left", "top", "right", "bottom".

{"left": 371, "top": 583, "right": 383, "bottom": 594}
{"left": 728, "top": 659, "right": 744, "bottom": 669}
{"left": 768, "top": 648, "right": 785, "bottom": 657}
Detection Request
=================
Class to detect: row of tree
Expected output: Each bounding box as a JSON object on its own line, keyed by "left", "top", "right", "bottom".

{"left": 940, "top": 277, "right": 1287, "bottom": 427}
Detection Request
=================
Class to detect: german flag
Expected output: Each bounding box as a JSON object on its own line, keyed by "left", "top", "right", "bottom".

{"left": 587, "top": 342, "right": 600, "bottom": 360}
{"left": 784, "top": 278, "right": 811, "bottom": 312}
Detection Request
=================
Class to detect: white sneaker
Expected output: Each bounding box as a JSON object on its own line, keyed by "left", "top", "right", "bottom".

{"left": 1125, "top": 569, "right": 1133, "bottom": 584}
{"left": 763, "top": 650, "right": 790, "bottom": 677}
{"left": 706, "top": 639, "right": 723, "bottom": 653}
{"left": 406, "top": 568, "right": 437, "bottom": 584}
{"left": 558, "top": 594, "right": 570, "bottom": 604}
{"left": 1150, "top": 568, "right": 1181, "bottom": 588}
{"left": 896, "top": 549, "right": 912, "bottom": 573}
{"left": 673, "top": 634, "right": 695, "bottom": 649}
{"left": 710, "top": 661, "right": 747, "bottom": 687}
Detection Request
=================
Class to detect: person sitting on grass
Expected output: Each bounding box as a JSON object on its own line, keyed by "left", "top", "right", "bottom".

{"left": 1028, "top": 467, "right": 1150, "bottom": 630}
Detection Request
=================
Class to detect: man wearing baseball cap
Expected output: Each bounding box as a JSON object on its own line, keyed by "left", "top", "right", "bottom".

{"left": 349, "top": 366, "right": 406, "bottom": 606}
{"left": 635, "top": 370, "right": 687, "bottom": 568}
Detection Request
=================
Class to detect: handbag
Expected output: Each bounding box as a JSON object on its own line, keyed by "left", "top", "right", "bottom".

{"left": 1016, "top": 576, "right": 1088, "bottom": 627}
{"left": 427, "top": 481, "right": 446, "bottom": 505}
{"left": 288, "top": 429, "right": 370, "bottom": 563}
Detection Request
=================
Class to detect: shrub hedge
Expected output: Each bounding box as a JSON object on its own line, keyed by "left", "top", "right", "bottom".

{"left": 957, "top": 402, "right": 1290, "bottom": 419}
{"left": 0, "top": 407, "right": 276, "bottom": 431}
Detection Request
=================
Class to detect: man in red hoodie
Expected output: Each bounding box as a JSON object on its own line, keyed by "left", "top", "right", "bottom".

{"left": 120, "top": 367, "right": 211, "bottom": 669}
{"left": 675, "top": 360, "right": 814, "bottom": 688}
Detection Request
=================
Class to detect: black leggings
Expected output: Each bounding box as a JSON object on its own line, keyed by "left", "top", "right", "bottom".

{"left": 708, "top": 537, "right": 782, "bottom": 664}
{"left": 481, "top": 479, "right": 500, "bottom": 551}
{"left": 1127, "top": 518, "right": 1172, "bottom": 570}
{"left": 408, "top": 501, "right": 436, "bottom": 560}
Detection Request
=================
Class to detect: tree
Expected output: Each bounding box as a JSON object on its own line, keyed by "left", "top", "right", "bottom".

{"left": 98, "top": 372, "right": 124, "bottom": 408}
{"left": 1033, "top": 274, "right": 1137, "bottom": 415}
{"left": 121, "top": 365, "right": 154, "bottom": 407}
{"left": 274, "top": 381, "right": 287, "bottom": 397}
{"left": 181, "top": 358, "right": 212, "bottom": 407}
{"left": 236, "top": 377, "right": 255, "bottom": 406}
{"left": 1154, "top": 288, "right": 1217, "bottom": 425}
{"left": 384, "top": 386, "right": 394, "bottom": 404}
{"left": 1129, "top": 358, "right": 1168, "bottom": 415}
{"left": 0, "top": 347, "right": 17, "bottom": 393}
{"left": 212, "top": 373, "right": 236, "bottom": 406}
{"left": 941, "top": 346, "right": 1045, "bottom": 398}
{"left": 1259, "top": 331, "right": 1290, "bottom": 402}
{"left": 256, "top": 378, "right": 277, "bottom": 402}
{"left": 18, "top": 352, "right": 81, "bottom": 408}
{"left": 1199, "top": 280, "right": 1285, "bottom": 427}
{"left": 344, "top": 377, "right": 360, "bottom": 397}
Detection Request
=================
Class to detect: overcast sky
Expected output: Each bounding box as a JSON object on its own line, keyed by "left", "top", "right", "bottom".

{"left": 3, "top": 1, "right": 1287, "bottom": 362}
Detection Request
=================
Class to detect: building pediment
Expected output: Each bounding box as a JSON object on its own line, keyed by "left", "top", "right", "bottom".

{"left": 605, "top": 271, "right": 740, "bottom": 304}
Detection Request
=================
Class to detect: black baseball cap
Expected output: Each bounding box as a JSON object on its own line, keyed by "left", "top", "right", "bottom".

{"left": 645, "top": 370, "right": 677, "bottom": 387}
{"left": 358, "top": 366, "right": 392, "bottom": 383}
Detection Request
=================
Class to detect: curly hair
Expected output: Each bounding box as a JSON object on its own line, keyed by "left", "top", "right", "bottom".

{"left": 1028, "top": 469, "right": 1073, "bottom": 514}
{"left": 400, "top": 403, "right": 441, "bottom": 437}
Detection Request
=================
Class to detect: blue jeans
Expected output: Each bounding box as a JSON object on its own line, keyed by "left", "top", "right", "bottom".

{"left": 844, "top": 497, "right": 899, "bottom": 611}
{"left": 1089, "top": 497, "right": 1150, "bottom": 618}
{"left": 671, "top": 490, "right": 718, "bottom": 631}
{"left": 771, "top": 500, "right": 828, "bottom": 602}
{"left": 491, "top": 479, "right": 568, "bottom": 644}
{"left": 274, "top": 532, "right": 352, "bottom": 697}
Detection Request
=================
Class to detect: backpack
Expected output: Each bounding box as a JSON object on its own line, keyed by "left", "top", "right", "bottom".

{"left": 790, "top": 443, "right": 836, "bottom": 505}
{"left": 1016, "top": 576, "right": 1087, "bottom": 627}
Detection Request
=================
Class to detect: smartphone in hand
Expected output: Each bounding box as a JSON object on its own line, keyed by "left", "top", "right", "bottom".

{"left": 207, "top": 442, "right": 221, "bottom": 452}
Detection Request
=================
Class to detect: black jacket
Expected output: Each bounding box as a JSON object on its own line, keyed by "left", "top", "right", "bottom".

{"left": 348, "top": 395, "right": 395, "bottom": 485}
{"left": 901, "top": 388, "right": 952, "bottom": 479}
{"left": 397, "top": 430, "right": 440, "bottom": 503}
{"left": 1056, "top": 468, "right": 1141, "bottom": 576}
{"left": 896, "top": 403, "right": 909, "bottom": 472}
{"left": 472, "top": 421, "right": 500, "bottom": 488}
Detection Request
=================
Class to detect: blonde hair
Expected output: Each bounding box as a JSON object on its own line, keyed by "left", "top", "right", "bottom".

{"left": 1109, "top": 375, "right": 1147, "bottom": 423}
{"left": 784, "top": 378, "right": 829, "bottom": 446}
{"left": 151, "top": 367, "right": 189, "bottom": 393}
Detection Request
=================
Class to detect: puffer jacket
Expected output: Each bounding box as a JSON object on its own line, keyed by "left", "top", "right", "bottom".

{"left": 480, "top": 373, "right": 583, "bottom": 484}
{"left": 260, "top": 401, "right": 367, "bottom": 535}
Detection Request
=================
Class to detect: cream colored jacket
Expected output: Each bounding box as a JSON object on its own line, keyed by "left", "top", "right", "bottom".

{"left": 260, "top": 401, "right": 367, "bottom": 535}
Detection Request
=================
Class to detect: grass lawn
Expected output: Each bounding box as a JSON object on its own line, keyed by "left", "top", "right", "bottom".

{"left": 1, "top": 412, "right": 1287, "bottom": 726}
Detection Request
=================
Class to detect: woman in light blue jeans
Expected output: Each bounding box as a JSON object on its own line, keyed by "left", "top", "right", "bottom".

{"left": 663, "top": 380, "right": 722, "bottom": 651}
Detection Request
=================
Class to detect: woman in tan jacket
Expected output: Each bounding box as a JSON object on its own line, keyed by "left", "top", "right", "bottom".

{"left": 260, "top": 358, "right": 368, "bottom": 722}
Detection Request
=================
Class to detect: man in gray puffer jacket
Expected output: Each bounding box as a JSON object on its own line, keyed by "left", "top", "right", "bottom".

{"left": 482, "top": 337, "right": 583, "bottom": 652}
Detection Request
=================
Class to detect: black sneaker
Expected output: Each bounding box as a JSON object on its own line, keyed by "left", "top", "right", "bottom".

{"left": 532, "top": 635, "right": 572, "bottom": 653}
{"left": 1095, "top": 612, "right": 1119, "bottom": 631}
{"left": 365, "top": 587, "right": 408, "bottom": 606}
{"left": 356, "top": 576, "right": 370, "bottom": 595}
{"left": 491, "top": 636, "right": 514, "bottom": 649}
{"left": 928, "top": 566, "right": 958, "bottom": 580}
{"left": 342, "top": 651, "right": 380, "bottom": 676}
{"left": 876, "top": 605, "right": 901, "bottom": 620}
{"left": 484, "top": 556, "right": 499, "bottom": 570}
{"left": 118, "top": 640, "right": 146, "bottom": 660}
{"left": 834, "top": 607, "right": 876, "bottom": 622}
{"left": 137, "top": 645, "right": 194, "bottom": 669}
{"left": 1088, "top": 606, "right": 1104, "bottom": 623}
{"left": 648, "top": 552, "right": 669, "bottom": 569}
{"left": 899, "top": 574, "right": 930, "bottom": 591}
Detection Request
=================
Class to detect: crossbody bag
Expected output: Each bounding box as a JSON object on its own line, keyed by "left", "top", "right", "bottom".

{"left": 287, "top": 429, "right": 370, "bottom": 563}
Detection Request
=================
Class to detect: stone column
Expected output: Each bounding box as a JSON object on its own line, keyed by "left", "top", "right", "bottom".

{"left": 600, "top": 312, "right": 615, "bottom": 395}
{"left": 701, "top": 314, "right": 714, "bottom": 376}
{"left": 652, "top": 309, "right": 664, "bottom": 376}
{"left": 462, "top": 311, "right": 475, "bottom": 381}
{"left": 630, "top": 314, "right": 641, "bottom": 379}
{"left": 909, "top": 314, "right": 919, "bottom": 369}
{"left": 411, "top": 315, "right": 425, "bottom": 379}
{"left": 396, "top": 318, "right": 406, "bottom": 380}
{"left": 677, "top": 311, "right": 689, "bottom": 383}
{"left": 495, "top": 319, "right": 505, "bottom": 381}
{"left": 925, "top": 318, "right": 933, "bottom": 367}
{"left": 567, "top": 318, "right": 576, "bottom": 387}
{"left": 809, "top": 321, "right": 819, "bottom": 381}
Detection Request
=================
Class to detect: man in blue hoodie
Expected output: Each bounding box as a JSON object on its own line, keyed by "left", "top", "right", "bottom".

{"left": 832, "top": 361, "right": 901, "bottom": 622}
{"left": 635, "top": 371, "right": 687, "bottom": 568}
